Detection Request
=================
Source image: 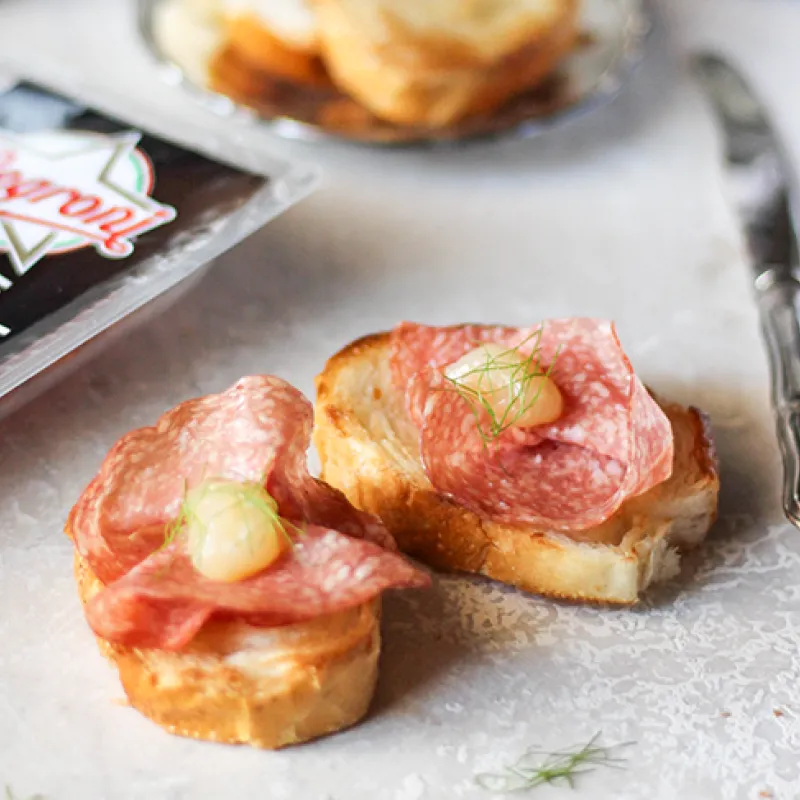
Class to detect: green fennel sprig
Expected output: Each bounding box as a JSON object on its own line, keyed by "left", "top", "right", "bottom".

{"left": 474, "top": 733, "right": 632, "bottom": 793}
{"left": 442, "top": 327, "right": 561, "bottom": 445}
{"left": 5, "top": 786, "right": 45, "bottom": 800}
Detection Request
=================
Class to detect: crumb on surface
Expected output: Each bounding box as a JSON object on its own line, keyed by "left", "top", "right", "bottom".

{"left": 773, "top": 708, "right": 784, "bottom": 717}
{"left": 720, "top": 711, "right": 731, "bottom": 718}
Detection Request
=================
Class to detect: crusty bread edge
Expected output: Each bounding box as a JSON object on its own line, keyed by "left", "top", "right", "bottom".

{"left": 314, "top": 331, "right": 720, "bottom": 606}
{"left": 68, "top": 527, "right": 380, "bottom": 749}
{"left": 218, "top": 14, "right": 331, "bottom": 88}
{"left": 312, "top": 0, "right": 579, "bottom": 127}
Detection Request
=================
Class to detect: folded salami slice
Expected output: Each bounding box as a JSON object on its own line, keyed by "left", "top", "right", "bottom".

{"left": 85, "top": 526, "right": 425, "bottom": 650}
{"left": 68, "top": 375, "right": 429, "bottom": 650}
{"left": 390, "top": 320, "right": 674, "bottom": 531}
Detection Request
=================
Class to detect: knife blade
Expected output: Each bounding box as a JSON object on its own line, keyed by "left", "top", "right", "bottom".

{"left": 692, "top": 53, "right": 800, "bottom": 526}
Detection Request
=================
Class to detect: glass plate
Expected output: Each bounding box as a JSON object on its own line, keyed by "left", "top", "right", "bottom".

{"left": 139, "top": 0, "right": 654, "bottom": 146}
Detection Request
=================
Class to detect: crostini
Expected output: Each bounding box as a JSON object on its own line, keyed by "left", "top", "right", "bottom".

{"left": 314, "top": 321, "right": 719, "bottom": 605}
{"left": 66, "top": 375, "right": 429, "bottom": 749}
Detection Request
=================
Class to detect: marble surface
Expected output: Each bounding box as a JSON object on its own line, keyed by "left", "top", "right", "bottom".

{"left": 1, "top": 1, "right": 799, "bottom": 798}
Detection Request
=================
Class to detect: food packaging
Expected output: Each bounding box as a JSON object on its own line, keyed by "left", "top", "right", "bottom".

{"left": 0, "top": 76, "right": 316, "bottom": 418}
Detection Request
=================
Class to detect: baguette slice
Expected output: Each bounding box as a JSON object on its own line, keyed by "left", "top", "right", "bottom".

{"left": 218, "top": 0, "right": 331, "bottom": 88}
{"left": 220, "top": 14, "right": 329, "bottom": 87}
{"left": 314, "top": 332, "right": 720, "bottom": 605}
{"left": 70, "top": 537, "right": 380, "bottom": 749}
{"left": 311, "top": 0, "right": 578, "bottom": 126}
{"left": 222, "top": 0, "right": 320, "bottom": 53}
{"left": 174, "top": 0, "right": 328, "bottom": 88}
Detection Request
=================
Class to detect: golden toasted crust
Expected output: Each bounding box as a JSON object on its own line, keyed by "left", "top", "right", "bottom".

{"left": 70, "top": 539, "right": 380, "bottom": 749}
{"left": 164, "top": 0, "right": 579, "bottom": 129}
{"left": 219, "top": 14, "right": 331, "bottom": 88}
{"left": 311, "top": 0, "right": 578, "bottom": 126}
{"left": 314, "top": 331, "right": 720, "bottom": 605}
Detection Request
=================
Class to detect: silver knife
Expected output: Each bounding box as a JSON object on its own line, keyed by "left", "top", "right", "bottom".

{"left": 692, "top": 53, "right": 800, "bottom": 526}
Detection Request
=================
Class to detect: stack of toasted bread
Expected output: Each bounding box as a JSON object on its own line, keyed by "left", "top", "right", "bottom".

{"left": 183, "top": 0, "right": 580, "bottom": 128}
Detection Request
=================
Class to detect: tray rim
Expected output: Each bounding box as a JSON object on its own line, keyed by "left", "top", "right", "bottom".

{"left": 137, "top": 0, "right": 657, "bottom": 148}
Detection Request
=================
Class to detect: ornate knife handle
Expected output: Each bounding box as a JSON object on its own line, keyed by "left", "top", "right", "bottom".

{"left": 757, "top": 269, "right": 800, "bottom": 526}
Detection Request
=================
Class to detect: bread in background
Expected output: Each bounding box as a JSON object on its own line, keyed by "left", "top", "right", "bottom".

{"left": 174, "top": 0, "right": 581, "bottom": 129}
{"left": 310, "top": 0, "right": 579, "bottom": 126}
{"left": 201, "top": 0, "right": 330, "bottom": 87}
{"left": 314, "top": 331, "right": 719, "bottom": 604}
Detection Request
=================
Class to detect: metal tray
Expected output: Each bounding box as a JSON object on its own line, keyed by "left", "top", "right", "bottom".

{"left": 140, "top": 0, "right": 653, "bottom": 146}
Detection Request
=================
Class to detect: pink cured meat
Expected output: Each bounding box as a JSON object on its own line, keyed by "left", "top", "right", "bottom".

{"left": 391, "top": 322, "right": 519, "bottom": 426}
{"left": 68, "top": 376, "right": 429, "bottom": 650}
{"left": 86, "top": 526, "right": 426, "bottom": 650}
{"left": 390, "top": 321, "right": 674, "bottom": 531}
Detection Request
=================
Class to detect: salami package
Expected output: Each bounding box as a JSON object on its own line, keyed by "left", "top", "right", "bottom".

{"left": 0, "top": 77, "right": 315, "bottom": 417}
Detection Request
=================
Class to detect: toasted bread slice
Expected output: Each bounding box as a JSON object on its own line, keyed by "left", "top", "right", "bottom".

{"left": 314, "top": 333, "right": 719, "bottom": 605}
{"left": 223, "top": 0, "right": 320, "bottom": 52}
{"left": 220, "top": 15, "right": 329, "bottom": 87}
{"left": 311, "top": 0, "right": 578, "bottom": 126}
{"left": 219, "top": 0, "right": 331, "bottom": 88}
{"left": 70, "top": 540, "right": 380, "bottom": 749}
{"left": 173, "top": 0, "right": 327, "bottom": 88}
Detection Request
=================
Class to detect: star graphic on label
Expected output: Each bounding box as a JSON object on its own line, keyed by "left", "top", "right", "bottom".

{"left": 0, "top": 129, "right": 177, "bottom": 276}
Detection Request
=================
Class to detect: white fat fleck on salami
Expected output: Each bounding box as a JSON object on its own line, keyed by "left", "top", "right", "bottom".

{"left": 390, "top": 321, "right": 674, "bottom": 531}
{"left": 69, "top": 376, "right": 428, "bottom": 650}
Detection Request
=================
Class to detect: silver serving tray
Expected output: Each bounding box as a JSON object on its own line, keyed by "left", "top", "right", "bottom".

{"left": 139, "top": 0, "right": 654, "bottom": 146}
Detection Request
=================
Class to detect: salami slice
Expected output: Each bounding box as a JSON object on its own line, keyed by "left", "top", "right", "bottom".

{"left": 85, "top": 526, "right": 426, "bottom": 651}
{"left": 391, "top": 322, "right": 518, "bottom": 426}
{"left": 68, "top": 376, "right": 428, "bottom": 649}
{"left": 390, "top": 321, "right": 674, "bottom": 531}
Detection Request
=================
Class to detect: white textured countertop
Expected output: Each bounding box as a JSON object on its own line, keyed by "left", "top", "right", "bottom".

{"left": 1, "top": 1, "right": 799, "bottom": 798}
